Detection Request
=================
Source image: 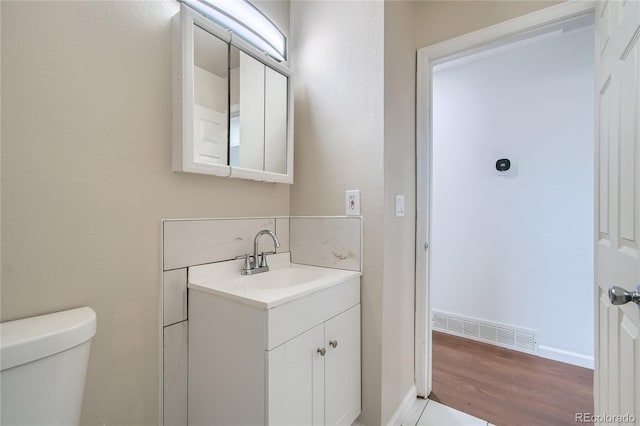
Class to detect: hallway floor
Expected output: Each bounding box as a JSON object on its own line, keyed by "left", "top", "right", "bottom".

{"left": 427, "top": 331, "right": 594, "bottom": 426}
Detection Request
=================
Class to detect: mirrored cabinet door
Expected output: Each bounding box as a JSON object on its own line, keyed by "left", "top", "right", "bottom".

{"left": 264, "top": 67, "right": 288, "bottom": 175}
{"left": 192, "top": 25, "right": 229, "bottom": 167}
{"left": 230, "top": 47, "right": 290, "bottom": 177}
{"left": 231, "top": 48, "right": 265, "bottom": 171}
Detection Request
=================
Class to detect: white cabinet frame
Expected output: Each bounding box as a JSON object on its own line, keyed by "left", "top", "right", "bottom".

{"left": 172, "top": 5, "right": 294, "bottom": 183}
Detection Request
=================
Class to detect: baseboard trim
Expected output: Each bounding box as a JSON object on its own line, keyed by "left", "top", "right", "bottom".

{"left": 538, "top": 345, "right": 594, "bottom": 369}
{"left": 386, "top": 384, "right": 417, "bottom": 426}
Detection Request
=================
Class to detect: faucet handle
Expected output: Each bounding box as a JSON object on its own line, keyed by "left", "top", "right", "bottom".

{"left": 234, "top": 254, "right": 252, "bottom": 270}
{"left": 259, "top": 251, "right": 276, "bottom": 268}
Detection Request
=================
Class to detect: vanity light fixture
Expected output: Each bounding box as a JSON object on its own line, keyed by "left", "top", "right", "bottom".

{"left": 179, "top": 0, "right": 287, "bottom": 62}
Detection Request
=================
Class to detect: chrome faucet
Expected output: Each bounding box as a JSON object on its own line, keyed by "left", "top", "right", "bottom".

{"left": 237, "top": 229, "right": 281, "bottom": 275}
{"left": 254, "top": 229, "right": 280, "bottom": 261}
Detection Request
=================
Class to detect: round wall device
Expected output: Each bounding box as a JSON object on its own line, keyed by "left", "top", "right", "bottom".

{"left": 496, "top": 158, "right": 511, "bottom": 172}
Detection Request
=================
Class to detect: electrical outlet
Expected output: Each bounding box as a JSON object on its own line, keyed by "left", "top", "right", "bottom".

{"left": 346, "top": 190, "right": 361, "bottom": 216}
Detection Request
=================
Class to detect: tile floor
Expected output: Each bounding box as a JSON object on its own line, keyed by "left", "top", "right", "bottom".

{"left": 401, "top": 398, "right": 494, "bottom": 426}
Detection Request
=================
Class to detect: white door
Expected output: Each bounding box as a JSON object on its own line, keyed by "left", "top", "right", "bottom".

{"left": 595, "top": 0, "right": 640, "bottom": 422}
{"left": 267, "top": 324, "right": 325, "bottom": 426}
{"left": 324, "top": 305, "right": 361, "bottom": 426}
{"left": 193, "top": 104, "right": 227, "bottom": 165}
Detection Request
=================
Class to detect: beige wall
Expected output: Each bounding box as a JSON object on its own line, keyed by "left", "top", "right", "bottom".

{"left": 381, "top": 1, "right": 417, "bottom": 423}
{"left": 415, "top": 0, "right": 562, "bottom": 47}
{"left": 0, "top": 1, "right": 289, "bottom": 425}
{"left": 289, "top": 1, "right": 385, "bottom": 424}
{"left": 2, "top": 0, "right": 567, "bottom": 425}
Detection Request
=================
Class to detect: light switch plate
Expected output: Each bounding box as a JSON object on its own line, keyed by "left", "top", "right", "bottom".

{"left": 395, "top": 194, "right": 405, "bottom": 217}
{"left": 346, "top": 190, "right": 361, "bottom": 216}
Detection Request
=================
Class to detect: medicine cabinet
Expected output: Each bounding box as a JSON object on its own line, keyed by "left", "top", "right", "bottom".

{"left": 172, "top": 5, "right": 293, "bottom": 183}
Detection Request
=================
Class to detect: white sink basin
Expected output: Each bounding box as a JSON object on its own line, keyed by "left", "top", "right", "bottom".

{"left": 232, "top": 267, "right": 326, "bottom": 290}
{"left": 188, "top": 253, "right": 361, "bottom": 309}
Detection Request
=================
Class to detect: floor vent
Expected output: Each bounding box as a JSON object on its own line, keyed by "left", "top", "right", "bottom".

{"left": 497, "top": 327, "right": 515, "bottom": 347}
{"left": 516, "top": 331, "right": 536, "bottom": 352}
{"left": 432, "top": 311, "right": 538, "bottom": 355}
{"left": 448, "top": 317, "right": 464, "bottom": 334}
{"left": 434, "top": 313, "right": 448, "bottom": 330}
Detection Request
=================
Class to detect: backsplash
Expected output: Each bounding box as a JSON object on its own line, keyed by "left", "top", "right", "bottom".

{"left": 163, "top": 217, "right": 290, "bottom": 271}
{"left": 290, "top": 216, "right": 362, "bottom": 272}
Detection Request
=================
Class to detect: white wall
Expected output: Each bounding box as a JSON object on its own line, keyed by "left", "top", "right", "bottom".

{"left": 290, "top": 2, "right": 419, "bottom": 423}
{"left": 382, "top": 1, "right": 417, "bottom": 422}
{"left": 431, "top": 28, "right": 595, "bottom": 362}
{"left": 290, "top": 2, "right": 565, "bottom": 423}
{"left": 289, "top": 1, "right": 385, "bottom": 424}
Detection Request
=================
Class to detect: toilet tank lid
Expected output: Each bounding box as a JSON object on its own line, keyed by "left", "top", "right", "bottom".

{"left": 1, "top": 307, "right": 96, "bottom": 371}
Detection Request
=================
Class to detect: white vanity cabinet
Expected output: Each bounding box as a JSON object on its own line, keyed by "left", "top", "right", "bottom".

{"left": 268, "top": 304, "right": 361, "bottom": 426}
{"left": 187, "top": 266, "right": 361, "bottom": 426}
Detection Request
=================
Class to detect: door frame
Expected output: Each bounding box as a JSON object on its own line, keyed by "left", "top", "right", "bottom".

{"left": 414, "top": 0, "right": 596, "bottom": 397}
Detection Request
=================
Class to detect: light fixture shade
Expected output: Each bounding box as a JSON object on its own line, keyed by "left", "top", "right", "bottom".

{"left": 180, "top": 0, "right": 287, "bottom": 62}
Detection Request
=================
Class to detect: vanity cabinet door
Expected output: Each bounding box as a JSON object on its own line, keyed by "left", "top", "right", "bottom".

{"left": 267, "top": 324, "right": 325, "bottom": 426}
{"left": 324, "top": 305, "right": 361, "bottom": 426}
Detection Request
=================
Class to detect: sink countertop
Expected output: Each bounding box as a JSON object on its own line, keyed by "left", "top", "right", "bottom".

{"left": 187, "top": 253, "right": 361, "bottom": 309}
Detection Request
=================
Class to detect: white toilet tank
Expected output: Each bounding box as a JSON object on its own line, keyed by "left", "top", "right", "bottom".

{"left": 0, "top": 307, "right": 96, "bottom": 426}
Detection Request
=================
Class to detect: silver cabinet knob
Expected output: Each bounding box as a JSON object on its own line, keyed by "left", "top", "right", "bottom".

{"left": 329, "top": 340, "right": 338, "bottom": 348}
{"left": 317, "top": 347, "right": 326, "bottom": 356}
{"left": 608, "top": 286, "right": 640, "bottom": 306}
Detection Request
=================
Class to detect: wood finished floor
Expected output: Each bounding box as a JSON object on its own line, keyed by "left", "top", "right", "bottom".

{"left": 430, "top": 331, "right": 594, "bottom": 426}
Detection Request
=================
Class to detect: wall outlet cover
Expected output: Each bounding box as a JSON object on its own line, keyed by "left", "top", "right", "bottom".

{"left": 346, "top": 190, "right": 361, "bottom": 216}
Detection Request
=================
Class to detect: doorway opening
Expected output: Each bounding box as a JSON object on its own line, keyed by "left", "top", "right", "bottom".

{"left": 414, "top": 3, "right": 597, "bottom": 425}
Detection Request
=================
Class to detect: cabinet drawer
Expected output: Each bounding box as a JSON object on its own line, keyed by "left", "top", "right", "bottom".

{"left": 267, "top": 276, "right": 360, "bottom": 350}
